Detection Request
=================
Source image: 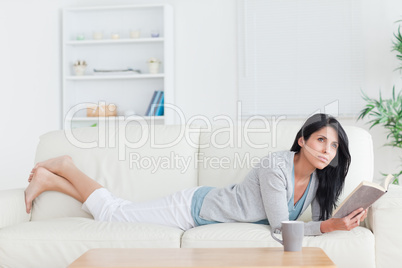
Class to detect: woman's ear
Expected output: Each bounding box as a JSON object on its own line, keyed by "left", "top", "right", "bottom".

{"left": 298, "top": 137, "right": 304, "bottom": 147}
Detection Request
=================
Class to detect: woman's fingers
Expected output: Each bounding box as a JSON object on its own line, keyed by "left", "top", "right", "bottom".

{"left": 347, "top": 207, "right": 364, "bottom": 220}
{"left": 330, "top": 208, "right": 368, "bottom": 232}
{"left": 336, "top": 208, "right": 364, "bottom": 231}
{"left": 351, "top": 209, "right": 366, "bottom": 227}
{"left": 359, "top": 209, "right": 368, "bottom": 221}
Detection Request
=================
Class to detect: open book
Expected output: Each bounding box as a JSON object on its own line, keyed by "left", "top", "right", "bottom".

{"left": 332, "top": 174, "right": 394, "bottom": 218}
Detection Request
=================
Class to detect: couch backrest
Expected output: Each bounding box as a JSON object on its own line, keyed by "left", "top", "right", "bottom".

{"left": 31, "top": 123, "right": 373, "bottom": 221}
{"left": 198, "top": 123, "right": 374, "bottom": 220}
{"left": 32, "top": 125, "right": 201, "bottom": 220}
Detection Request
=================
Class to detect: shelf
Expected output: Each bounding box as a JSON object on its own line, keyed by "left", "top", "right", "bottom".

{"left": 62, "top": 4, "right": 174, "bottom": 128}
{"left": 64, "top": 4, "right": 166, "bottom": 12}
{"left": 66, "top": 116, "right": 165, "bottom": 122}
{"left": 66, "top": 74, "right": 164, "bottom": 80}
{"left": 66, "top": 38, "right": 164, "bottom": 46}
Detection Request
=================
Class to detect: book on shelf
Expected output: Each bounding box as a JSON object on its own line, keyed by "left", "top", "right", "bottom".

{"left": 145, "top": 91, "right": 160, "bottom": 116}
{"left": 145, "top": 91, "right": 162, "bottom": 116}
{"left": 151, "top": 91, "right": 163, "bottom": 116}
{"left": 332, "top": 174, "right": 394, "bottom": 218}
{"left": 155, "top": 91, "right": 164, "bottom": 116}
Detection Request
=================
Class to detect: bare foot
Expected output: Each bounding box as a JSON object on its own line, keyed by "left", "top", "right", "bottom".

{"left": 33, "top": 155, "right": 73, "bottom": 177}
{"left": 24, "top": 167, "right": 57, "bottom": 214}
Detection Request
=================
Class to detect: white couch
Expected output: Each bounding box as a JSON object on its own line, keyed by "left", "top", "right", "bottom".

{"left": 0, "top": 123, "right": 401, "bottom": 268}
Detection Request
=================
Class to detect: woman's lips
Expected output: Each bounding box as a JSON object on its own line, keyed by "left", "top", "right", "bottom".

{"left": 317, "top": 156, "right": 329, "bottom": 163}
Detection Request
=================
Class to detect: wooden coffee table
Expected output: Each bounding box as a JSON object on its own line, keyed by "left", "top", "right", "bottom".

{"left": 68, "top": 247, "right": 336, "bottom": 267}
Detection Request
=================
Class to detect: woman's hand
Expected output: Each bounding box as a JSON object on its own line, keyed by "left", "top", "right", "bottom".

{"left": 320, "top": 208, "right": 366, "bottom": 233}
{"left": 359, "top": 208, "right": 368, "bottom": 222}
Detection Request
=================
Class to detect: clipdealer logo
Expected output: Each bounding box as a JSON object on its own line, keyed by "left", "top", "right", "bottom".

{"left": 62, "top": 100, "right": 339, "bottom": 171}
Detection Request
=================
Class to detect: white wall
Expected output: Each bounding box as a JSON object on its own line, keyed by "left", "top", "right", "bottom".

{"left": 0, "top": 0, "right": 401, "bottom": 190}
{"left": 0, "top": 1, "right": 61, "bottom": 190}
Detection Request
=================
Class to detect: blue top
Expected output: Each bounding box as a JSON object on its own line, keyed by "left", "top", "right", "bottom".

{"left": 289, "top": 166, "right": 312, "bottom": 221}
{"left": 191, "top": 166, "right": 312, "bottom": 226}
{"left": 191, "top": 186, "right": 218, "bottom": 226}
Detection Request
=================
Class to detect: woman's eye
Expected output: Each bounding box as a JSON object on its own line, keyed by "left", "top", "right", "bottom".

{"left": 332, "top": 143, "right": 338, "bottom": 149}
{"left": 318, "top": 138, "right": 324, "bottom": 142}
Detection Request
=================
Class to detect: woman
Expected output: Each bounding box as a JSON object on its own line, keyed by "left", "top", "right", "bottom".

{"left": 25, "top": 113, "right": 367, "bottom": 236}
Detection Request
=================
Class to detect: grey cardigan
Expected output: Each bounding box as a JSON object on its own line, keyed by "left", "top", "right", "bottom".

{"left": 199, "top": 150, "right": 323, "bottom": 236}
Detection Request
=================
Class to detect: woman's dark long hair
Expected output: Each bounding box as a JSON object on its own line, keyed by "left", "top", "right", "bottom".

{"left": 290, "top": 113, "right": 351, "bottom": 220}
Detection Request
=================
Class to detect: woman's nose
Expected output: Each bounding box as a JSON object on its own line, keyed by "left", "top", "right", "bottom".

{"left": 323, "top": 143, "right": 331, "bottom": 154}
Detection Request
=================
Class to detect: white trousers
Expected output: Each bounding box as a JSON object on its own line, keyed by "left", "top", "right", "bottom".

{"left": 82, "top": 187, "right": 200, "bottom": 231}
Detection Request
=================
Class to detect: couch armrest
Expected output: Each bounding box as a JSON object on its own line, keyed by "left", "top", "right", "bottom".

{"left": 367, "top": 184, "right": 402, "bottom": 268}
{"left": 0, "top": 188, "right": 30, "bottom": 228}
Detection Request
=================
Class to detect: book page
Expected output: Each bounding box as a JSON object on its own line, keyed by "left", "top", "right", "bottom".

{"left": 380, "top": 174, "right": 394, "bottom": 191}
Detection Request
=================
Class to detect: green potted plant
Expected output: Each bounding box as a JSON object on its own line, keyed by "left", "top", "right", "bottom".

{"left": 392, "top": 23, "right": 402, "bottom": 71}
{"left": 358, "top": 19, "right": 402, "bottom": 185}
{"left": 358, "top": 87, "right": 402, "bottom": 184}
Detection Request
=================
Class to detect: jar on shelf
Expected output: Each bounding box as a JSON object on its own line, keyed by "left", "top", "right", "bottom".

{"left": 76, "top": 33, "right": 85, "bottom": 40}
{"left": 73, "top": 60, "right": 87, "bottom": 76}
{"left": 93, "top": 31, "right": 103, "bottom": 40}
{"left": 111, "top": 32, "right": 120, "bottom": 39}
{"left": 147, "top": 57, "right": 161, "bottom": 74}
{"left": 130, "top": 29, "right": 141, "bottom": 39}
{"left": 150, "top": 29, "right": 160, "bottom": 38}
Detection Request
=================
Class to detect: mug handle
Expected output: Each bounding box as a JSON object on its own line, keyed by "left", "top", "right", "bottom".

{"left": 271, "top": 228, "right": 283, "bottom": 245}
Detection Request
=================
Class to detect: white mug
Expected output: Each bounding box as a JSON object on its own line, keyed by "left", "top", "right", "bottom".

{"left": 271, "top": 221, "right": 304, "bottom": 251}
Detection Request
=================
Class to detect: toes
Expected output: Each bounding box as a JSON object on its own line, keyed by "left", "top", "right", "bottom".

{"left": 24, "top": 191, "right": 31, "bottom": 214}
{"left": 28, "top": 170, "right": 36, "bottom": 182}
{"left": 29, "top": 167, "right": 37, "bottom": 182}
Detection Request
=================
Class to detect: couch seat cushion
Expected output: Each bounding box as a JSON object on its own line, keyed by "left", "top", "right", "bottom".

{"left": 0, "top": 217, "right": 183, "bottom": 268}
{"left": 182, "top": 223, "right": 275, "bottom": 248}
{"left": 181, "top": 223, "right": 375, "bottom": 268}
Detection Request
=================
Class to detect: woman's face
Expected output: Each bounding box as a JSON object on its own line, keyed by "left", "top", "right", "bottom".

{"left": 299, "top": 126, "right": 339, "bottom": 170}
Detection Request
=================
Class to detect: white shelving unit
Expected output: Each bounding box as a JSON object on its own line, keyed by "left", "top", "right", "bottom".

{"left": 68, "top": 116, "right": 164, "bottom": 122}
{"left": 66, "top": 74, "right": 164, "bottom": 80}
{"left": 62, "top": 4, "right": 174, "bottom": 128}
{"left": 66, "top": 37, "right": 164, "bottom": 45}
